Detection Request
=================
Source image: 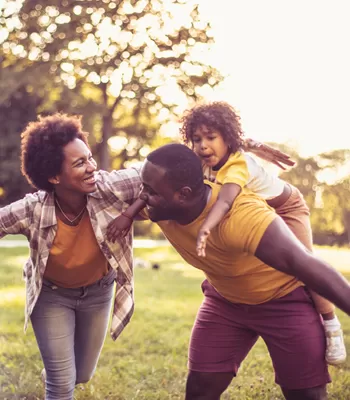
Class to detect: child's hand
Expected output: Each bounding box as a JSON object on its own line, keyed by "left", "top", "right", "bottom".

{"left": 107, "top": 214, "right": 133, "bottom": 243}
{"left": 243, "top": 138, "right": 295, "bottom": 170}
{"left": 197, "top": 229, "right": 211, "bottom": 257}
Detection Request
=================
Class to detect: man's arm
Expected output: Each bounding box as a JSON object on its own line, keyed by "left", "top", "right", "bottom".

{"left": 255, "top": 217, "right": 350, "bottom": 315}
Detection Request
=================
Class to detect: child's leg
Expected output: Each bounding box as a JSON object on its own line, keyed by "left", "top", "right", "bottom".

{"left": 309, "top": 291, "right": 335, "bottom": 319}
{"left": 274, "top": 185, "right": 334, "bottom": 316}
{"left": 275, "top": 184, "right": 346, "bottom": 364}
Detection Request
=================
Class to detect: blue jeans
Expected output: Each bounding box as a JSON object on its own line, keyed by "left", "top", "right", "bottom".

{"left": 30, "top": 268, "right": 116, "bottom": 400}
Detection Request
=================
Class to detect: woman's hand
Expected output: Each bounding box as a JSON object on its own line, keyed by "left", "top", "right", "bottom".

{"left": 243, "top": 138, "right": 295, "bottom": 170}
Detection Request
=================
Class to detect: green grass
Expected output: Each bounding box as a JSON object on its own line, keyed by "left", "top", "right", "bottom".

{"left": 1, "top": 246, "right": 350, "bottom": 399}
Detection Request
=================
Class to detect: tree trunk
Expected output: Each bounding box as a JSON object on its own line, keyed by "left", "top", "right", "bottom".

{"left": 343, "top": 210, "right": 350, "bottom": 246}
{"left": 99, "top": 113, "right": 112, "bottom": 170}
{"left": 98, "top": 84, "right": 121, "bottom": 171}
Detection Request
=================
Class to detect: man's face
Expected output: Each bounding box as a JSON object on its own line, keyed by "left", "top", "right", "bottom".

{"left": 140, "top": 160, "right": 183, "bottom": 222}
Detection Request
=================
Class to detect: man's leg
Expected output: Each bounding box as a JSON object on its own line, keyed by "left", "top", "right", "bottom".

{"left": 186, "top": 371, "right": 234, "bottom": 400}
{"left": 282, "top": 385, "right": 327, "bottom": 400}
{"left": 186, "top": 280, "right": 259, "bottom": 399}
{"left": 253, "top": 287, "right": 330, "bottom": 400}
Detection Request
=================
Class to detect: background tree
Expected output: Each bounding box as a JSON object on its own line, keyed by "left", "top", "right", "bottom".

{"left": 314, "top": 150, "right": 350, "bottom": 245}
{"left": 0, "top": 87, "right": 40, "bottom": 205}
{"left": 267, "top": 143, "right": 350, "bottom": 246}
{"left": 1, "top": 0, "right": 222, "bottom": 169}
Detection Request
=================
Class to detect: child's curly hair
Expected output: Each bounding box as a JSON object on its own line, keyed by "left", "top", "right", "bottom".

{"left": 180, "top": 101, "right": 245, "bottom": 153}
{"left": 21, "top": 113, "right": 89, "bottom": 192}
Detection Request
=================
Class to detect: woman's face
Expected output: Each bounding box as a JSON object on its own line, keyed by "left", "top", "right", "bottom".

{"left": 56, "top": 138, "right": 97, "bottom": 194}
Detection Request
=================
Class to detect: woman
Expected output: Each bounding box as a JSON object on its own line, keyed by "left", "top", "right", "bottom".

{"left": 0, "top": 113, "right": 142, "bottom": 399}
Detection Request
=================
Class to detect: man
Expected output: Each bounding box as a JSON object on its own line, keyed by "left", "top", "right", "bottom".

{"left": 139, "top": 143, "right": 350, "bottom": 400}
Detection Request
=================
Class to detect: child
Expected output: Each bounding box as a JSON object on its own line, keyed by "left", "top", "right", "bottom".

{"left": 179, "top": 101, "right": 346, "bottom": 366}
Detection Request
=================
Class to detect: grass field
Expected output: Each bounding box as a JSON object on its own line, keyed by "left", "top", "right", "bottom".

{"left": 1, "top": 245, "right": 350, "bottom": 399}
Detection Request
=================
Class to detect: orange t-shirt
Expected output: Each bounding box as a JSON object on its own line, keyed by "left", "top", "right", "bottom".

{"left": 44, "top": 212, "right": 108, "bottom": 288}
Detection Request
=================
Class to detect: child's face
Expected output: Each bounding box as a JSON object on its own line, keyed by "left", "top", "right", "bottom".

{"left": 192, "top": 125, "right": 229, "bottom": 168}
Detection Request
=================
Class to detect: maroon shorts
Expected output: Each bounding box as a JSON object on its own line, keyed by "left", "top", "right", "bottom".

{"left": 188, "top": 280, "right": 331, "bottom": 390}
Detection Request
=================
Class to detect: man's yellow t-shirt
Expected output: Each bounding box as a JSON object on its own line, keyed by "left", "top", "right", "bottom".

{"left": 157, "top": 182, "right": 303, "bottom": 304}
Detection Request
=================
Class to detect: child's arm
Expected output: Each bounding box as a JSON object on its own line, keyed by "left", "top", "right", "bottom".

{"left": 243, "top": 138, "right": 295, "bottom": 170}
{"left": 197, "top": 183, "right": 241, "bottom": 257}
{"left": 107, "top": 198, "right": 146, "bottom": 243}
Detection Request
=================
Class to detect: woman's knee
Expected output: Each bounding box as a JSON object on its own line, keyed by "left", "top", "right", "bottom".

{"left": 76, "top": 370, "right": 95, "bottom": 385}
{"left": 44, "top": 367, "right": 76, "bottom": 399}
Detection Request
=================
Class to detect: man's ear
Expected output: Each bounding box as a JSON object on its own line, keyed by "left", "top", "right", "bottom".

{"left": 48, "top": 176, "right": 60, "bottom": 185}
{"left": 178, "top": 186, "right": 192, "bottom": 203}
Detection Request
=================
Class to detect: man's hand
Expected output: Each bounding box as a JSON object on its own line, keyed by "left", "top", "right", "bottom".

{"left": 197, "top": 228, "right": 211, "bottom": 257}
{"left": 107, "top": 214, "right": 133, "bottom": 243}
{"left": 243, "top": 138, "right": 295, "bottom": 170}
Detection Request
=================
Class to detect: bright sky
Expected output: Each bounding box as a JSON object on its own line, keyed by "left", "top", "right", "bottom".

{"left": 198, "top": 0, "right": 350, "bottom": 157}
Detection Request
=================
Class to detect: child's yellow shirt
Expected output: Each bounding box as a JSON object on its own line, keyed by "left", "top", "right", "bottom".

{"left": 202, "top": 151, "right": 285, "bottom": 200}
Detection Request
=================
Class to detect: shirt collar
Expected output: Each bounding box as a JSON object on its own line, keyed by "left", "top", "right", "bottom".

{"left": 88, "top": 190, "right": 103, "bottom": 199}
{"left": 40, "top": 192, "right": 57, "bottom": 228}
{"left": 40, "top": 190, "right": 101, "bottom": 228}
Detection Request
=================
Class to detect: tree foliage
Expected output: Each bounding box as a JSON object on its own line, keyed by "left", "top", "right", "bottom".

{"left": 270, "top": 143, "right": 350, "bottom": 246}
{"left": 1, "top": 0, "right": 222, "bottom": 168}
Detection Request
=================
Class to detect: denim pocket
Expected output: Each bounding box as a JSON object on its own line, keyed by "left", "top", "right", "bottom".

{"left": 100, "top": 268, "right": 117, "bottom": 287}
{"left": 41, "top": 279, "right": 58, "bottom": 290}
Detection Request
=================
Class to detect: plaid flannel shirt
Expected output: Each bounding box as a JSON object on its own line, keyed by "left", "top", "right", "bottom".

{"left": 0, "top": 165, "right": 143, "bottom": 340}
